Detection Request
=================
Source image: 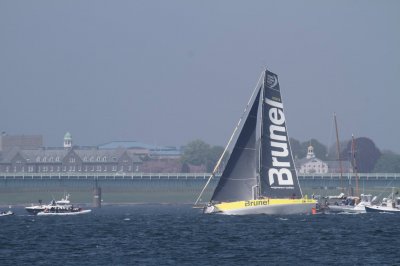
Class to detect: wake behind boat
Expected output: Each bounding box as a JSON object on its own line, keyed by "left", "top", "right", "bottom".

{"left": 196, "top": 68, "right": 316, "bottom": 215}
{"left": 37, "top": 208, "right": 91, "bottom": 216}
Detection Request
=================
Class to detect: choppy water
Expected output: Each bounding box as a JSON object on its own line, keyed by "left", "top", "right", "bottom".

{"left": 1, "top": 205, "right": 399, "bottom": 265}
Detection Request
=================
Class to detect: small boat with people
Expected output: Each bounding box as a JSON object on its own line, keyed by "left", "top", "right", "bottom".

{"left": 327, "top": 194, "right": 375, "bottom": 214}
{"left": 26, "top": 193, "right": 72, "bottom": 215}
{"left": 365, "top": 188, "right": 400, "bottom": 213}
{"left": 0, "top": 210, "right": 14, "bottom": 217}
{"left": 26, "top": 193, "right": 91, "bottom": 216}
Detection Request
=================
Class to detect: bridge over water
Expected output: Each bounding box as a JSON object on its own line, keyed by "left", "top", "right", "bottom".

{"left": 0, "top": 172, "right": 399, "bottom": 205}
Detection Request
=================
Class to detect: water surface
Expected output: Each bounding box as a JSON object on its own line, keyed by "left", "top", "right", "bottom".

{"left": 0, "top": 205, "right": 398, "bottom": 265}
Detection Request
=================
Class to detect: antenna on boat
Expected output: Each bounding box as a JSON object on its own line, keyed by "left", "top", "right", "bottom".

{"left": 194, "top": 71, "right": 265, "bottom": 206}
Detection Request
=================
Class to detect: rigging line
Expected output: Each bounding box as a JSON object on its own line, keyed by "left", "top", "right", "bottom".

{"left": 194, "top": 71, "right": 265, "bottom": 205}
{"left": 376, "top": 181, "right": 395, "bottom": 198}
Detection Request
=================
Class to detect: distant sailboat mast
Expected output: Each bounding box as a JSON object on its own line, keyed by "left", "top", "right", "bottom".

{"left": 351, "top": 134, "right": 360, "bottom": 197}
{"left": 334, "top": 113, "right": 344, "bottom": 193}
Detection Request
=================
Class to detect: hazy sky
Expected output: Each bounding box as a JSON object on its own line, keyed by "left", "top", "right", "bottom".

{"left": 1, "top": 1, "right": 399, "bottom": 152}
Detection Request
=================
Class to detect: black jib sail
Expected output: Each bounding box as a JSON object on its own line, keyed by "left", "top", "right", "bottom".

{"left": 259, "top": 70, "right": 302, "bottom": 198}
{"left": 211, "top": 90, "right": 261, "bottom": 202}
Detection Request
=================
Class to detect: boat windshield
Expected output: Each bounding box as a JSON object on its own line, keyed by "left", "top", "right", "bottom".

{"left": 360, "top": 194, "right": 372, "bottom": 202}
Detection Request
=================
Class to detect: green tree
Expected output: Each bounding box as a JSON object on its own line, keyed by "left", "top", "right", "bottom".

{"left": 181, "top": 139, "right": 210, "bottom": 166}
{"left": 326, "top": 140, "right": 350, "bottom": 160}
{"left": 342, "top": 137, "right": 381, "bottom": 173}
{"left": 181, "top": 140, "right": 226, "bottom": 172}
{"left": 373, "top": 151, "right": 400, "bottom": 173}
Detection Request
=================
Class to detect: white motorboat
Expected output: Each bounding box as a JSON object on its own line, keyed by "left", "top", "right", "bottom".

{"left": 365, "top": 188, "right": 400, "bottom": 213}
{"left": 328, "top": 194, "right": 375, "bottom": 213}
{"left": 26, "top": 193, "right": 90, "bottom": 215}
{"left": 25, "top": 193, "right": 72, "bottom": 215}
{"left": 0, "top": 210, "right": 14, "bottom": 217}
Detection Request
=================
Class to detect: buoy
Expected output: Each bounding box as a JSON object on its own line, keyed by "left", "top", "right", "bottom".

{"left": 311, "top": 207, "right": 317, "bottom": 215}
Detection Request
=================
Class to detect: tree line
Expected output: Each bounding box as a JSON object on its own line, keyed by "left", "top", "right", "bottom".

{"left": 182, "top": 138, "right": 400, "bottom": 173}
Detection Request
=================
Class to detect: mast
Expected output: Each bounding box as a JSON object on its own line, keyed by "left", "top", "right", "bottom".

{"left": 334, "top": 113, "right": 344, "bottom": 193}
{"left": 351, "top": 134, "right": 359, "bottom": 197}
{"left": 255, "top": 75, "right": 265, "bottom": 200}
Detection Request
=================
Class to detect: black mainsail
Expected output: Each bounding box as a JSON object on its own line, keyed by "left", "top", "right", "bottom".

{"left": 260, "top": 70, "right": 302, "bottom": 198}
{"left": 207, "top": 69, "right": 303, "bottom": 204}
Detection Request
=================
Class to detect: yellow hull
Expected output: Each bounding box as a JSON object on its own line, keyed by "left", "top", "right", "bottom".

{"left": 212, "top": 198, "right": 317, "bottom": 215}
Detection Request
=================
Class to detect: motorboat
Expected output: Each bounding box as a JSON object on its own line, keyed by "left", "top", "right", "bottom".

{"left": 0, "top": 210, "right": 14, "bottom": 217}
{"left": 25, "top": 193, "right": 71, "bottom": 215}
{"left": 328, "top": 194, "right": 375, "bottom": 213}
{"left": 26, "top": 193, "right": 90, "bottom": 215}
{"left": 365, "top": 188, "right": 400, "bottom": 213}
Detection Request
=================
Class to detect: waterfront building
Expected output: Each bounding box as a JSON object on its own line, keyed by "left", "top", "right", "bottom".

{"left": 297, "top": 145, "right": 328, "bottom": 174}
{"left": 0, "top": 133, "right": 190, "bottom": 174}
{"left": 296, "top": 145, "right": 353, "bottom": 174}
{"left": 0, "top": 146, "right": 143, "bottom": 174}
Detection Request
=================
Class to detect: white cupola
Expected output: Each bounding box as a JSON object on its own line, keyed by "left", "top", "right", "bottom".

{"left": 64, "top": 132, "right": 72, "bottom": 148}
{"left": 306, "top": 145, "right": 315, "bottom": 159}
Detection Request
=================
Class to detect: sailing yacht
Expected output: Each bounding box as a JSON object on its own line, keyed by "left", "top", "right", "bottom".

{"left": 196, "top": 69, "right": 316, "bottom": 215}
